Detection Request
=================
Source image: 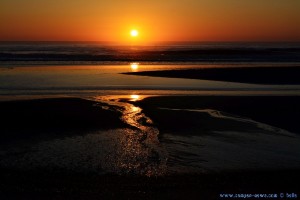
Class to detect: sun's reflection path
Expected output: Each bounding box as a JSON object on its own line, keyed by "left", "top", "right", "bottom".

{"left": 130, "top": 94, "right": 140, "bottom": 101}
{"left": 95, "top": 95, "right": 167, "bottom": 176}
{"left": 130, "top": 63, "right": 139, "bottom": 72}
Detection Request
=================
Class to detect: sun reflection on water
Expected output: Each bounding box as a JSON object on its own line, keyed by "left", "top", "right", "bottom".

{"left": 130, "top": 94, "right": 140, "bottom": 101}
{"left": 93, "top": 95, "right": 167, "bottom": 176}
{"left": 130, "top": 63, "right": 139, "bottom": 71}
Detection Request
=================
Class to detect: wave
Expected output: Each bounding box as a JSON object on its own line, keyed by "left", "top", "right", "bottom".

{"left": 1, "top": 42, "right": 300, "bottom": 64}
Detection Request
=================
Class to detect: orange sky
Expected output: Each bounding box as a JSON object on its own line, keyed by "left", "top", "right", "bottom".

{"left": 1, "top": 0, "right": 300, "bottom": 43}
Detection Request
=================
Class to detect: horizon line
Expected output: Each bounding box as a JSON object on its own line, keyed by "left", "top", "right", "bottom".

{"left": 1, "top": 40, "right": 300, "bottom": 44}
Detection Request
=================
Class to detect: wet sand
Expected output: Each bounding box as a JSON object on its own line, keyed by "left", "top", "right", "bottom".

{"left": 123, "top": 66, "right": 300, "bottom": 84}
{"left": 135, "top": 96, "right": 300, "bottom": 134}
{"left": 0, "top": 98, "right": 128, "bottom": 143}
{"left": 1, "top": 169, "right": 299, "bottom": 200}
{"left": 1, "top": 97, "right": 300, "bottom": 199}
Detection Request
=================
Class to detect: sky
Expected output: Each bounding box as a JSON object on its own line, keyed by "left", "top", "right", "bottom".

{"left": 1, "top": 0, "right": 300, "bottom": 43}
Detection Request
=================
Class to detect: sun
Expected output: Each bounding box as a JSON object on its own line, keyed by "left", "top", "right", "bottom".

{"left": 130, "top": 30, "right": 139, "bottom": 37}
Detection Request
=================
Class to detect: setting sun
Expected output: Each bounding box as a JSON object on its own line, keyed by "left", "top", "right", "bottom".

{"left": 130, "top": 30, "right": 139, "bottom": 37}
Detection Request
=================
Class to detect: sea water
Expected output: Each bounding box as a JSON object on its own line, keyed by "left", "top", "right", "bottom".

{"left": 1, "top": 42, "right": 300, "bottom": 175}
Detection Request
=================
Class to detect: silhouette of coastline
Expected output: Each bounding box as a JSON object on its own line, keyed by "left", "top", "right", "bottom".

{"left": 0, "top": 97, "right": 300, "bottom": 199}
{"left": 135, "top": 95, "right": 300, "bottom": 134}
{"left": 123, "top": 66, "right": 300, "bottom": 85}
{"left": 0, "top": 98, "right": 128, "bottom": 143}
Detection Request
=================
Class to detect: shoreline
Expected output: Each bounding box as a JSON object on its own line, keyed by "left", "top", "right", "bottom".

{"left": 135, "top": 95, "right": 300, "bottom": 134}
{"left": 123, "top": 66, "right": 300, "bottom": 85}
{"left": 1, "top": 96, "right": 300, "bottom": 199}
{"left": 1, "top": 95, "right": 299, "bottom": 140}
{"left": 0, "top": 98, "right": 128, "bottom": 143}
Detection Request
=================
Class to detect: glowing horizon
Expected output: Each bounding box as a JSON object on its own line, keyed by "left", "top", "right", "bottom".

{"left": 1, "top": 0, "right": 300, "bottom": 43}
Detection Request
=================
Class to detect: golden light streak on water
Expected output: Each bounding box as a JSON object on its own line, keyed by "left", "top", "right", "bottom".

{"left": 130, "top": 63, "right": 139, "bottom": 71}
{"left": 130, "top": 94, "right": 140, "bottom": 101}
{"left": 94, "top": 95, "right": 168, "bottom": 176}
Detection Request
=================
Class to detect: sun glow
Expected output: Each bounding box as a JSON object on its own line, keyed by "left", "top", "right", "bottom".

{"left": 130, "top": 30, "right": 139, "bottom": 37}
{"left": 130, "top": 63, "right": 139, "bottom": 71}
{"left": 130, "top": 95, "right": 140, "bottom": 101}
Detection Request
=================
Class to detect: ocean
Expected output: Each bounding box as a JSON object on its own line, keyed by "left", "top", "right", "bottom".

{"left": 1, "top": 42, "right": 300, "bottom": 97}
{"left": 1, "top": 41, "right": 300, "bottom": 64}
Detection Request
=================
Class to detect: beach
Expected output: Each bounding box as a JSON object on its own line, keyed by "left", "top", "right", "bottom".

{"left": 1, "top": 168, "right": 299, "bottom": 199}
{"left": 2, "top": 0, "right": 300, "bottom": 197}
{"left": 1, "top": 42, "right": 300, "bottom": 199}
{"left": 135, "top": 95, "right": 300, "bottom": 133}
{"left": 123, "top": 66, "right": 300, "bottom": 85}
{"left": 1, "top": 95, "right": 300, "bottom": 199}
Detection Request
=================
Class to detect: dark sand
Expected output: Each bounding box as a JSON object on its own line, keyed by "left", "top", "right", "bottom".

{"left": 123, "top": 66, "right": 300, "bottom": 84}
{"left": 0, "top": 98, "right": 128, "bottom": 143}
{"left": 135, "top": 96, "right": 300, "bottom": 134}
{"left": 1, "top": 97, "right": 300, "bottom": 199}
{"left": 1, "top": 169, "right": 299, "bottom": 200}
